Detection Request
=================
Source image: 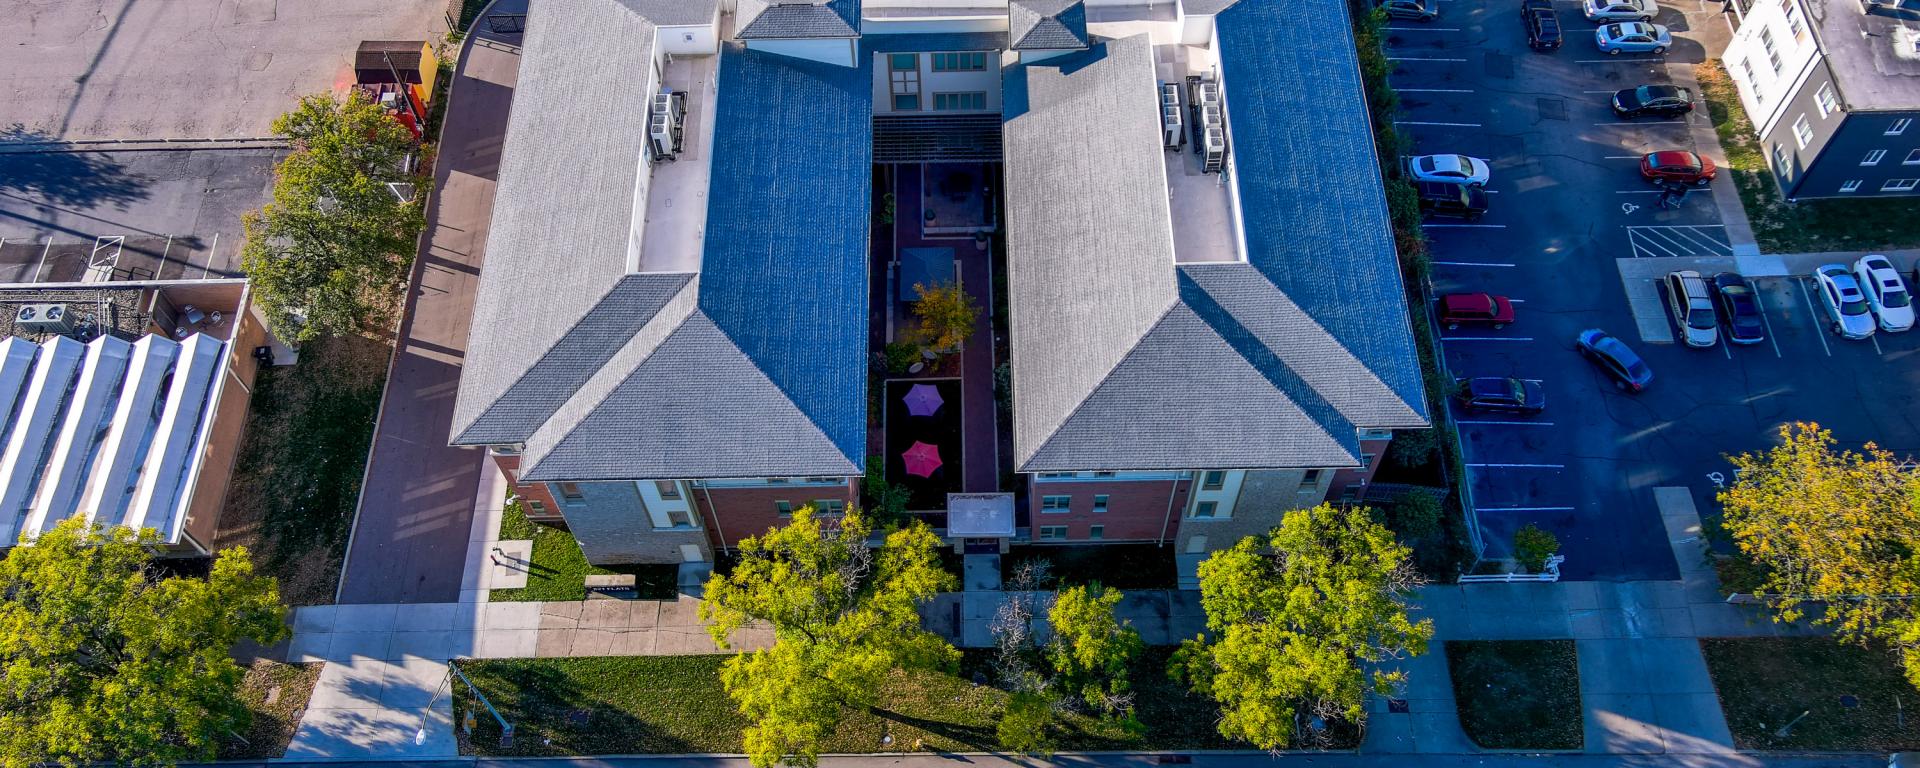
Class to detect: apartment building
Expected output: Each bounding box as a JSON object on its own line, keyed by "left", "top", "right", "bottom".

{"left": 451, "top": 0, "right": 1429, "bottom": 568}
{"left": 1723, "top": 0, "right": 1920, "bottom": 199}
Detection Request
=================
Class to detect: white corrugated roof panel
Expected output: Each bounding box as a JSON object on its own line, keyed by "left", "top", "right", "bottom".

{"left": 123, "top": 333, "right": 223, "bottom": 541}
{"left": 0, "top": 338, "right": 42, "bottom": 447}
{"left": 0, "top": 336, "right": 85, "bottom": 542}
{"left": 21, "top": 336, "right": 132, "bottom": 540}
{"left": 78, "top": 335, "right": 179, "bottom": 528}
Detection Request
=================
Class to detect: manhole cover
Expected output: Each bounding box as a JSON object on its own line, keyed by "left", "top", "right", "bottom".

{"left": 1840, "top": 695, "right": 1861, "bottom": 709}
{"left": 1538, "top": 97, "right": 1568, "bottom": 121}
{"left": 1388, "top": 698, "right": 1410, "bottom": 714}
{"left": 1484, "top": 52, "right": 1514, "bottom": 79}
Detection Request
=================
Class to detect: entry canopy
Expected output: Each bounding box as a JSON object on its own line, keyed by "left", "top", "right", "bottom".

{"left": 947, "top": 492, "right": 1015, "bottom": 538}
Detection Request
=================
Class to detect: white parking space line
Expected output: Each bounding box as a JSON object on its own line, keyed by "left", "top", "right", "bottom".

{"left": 1797, "top": 278, "right": 1834, "bottom": 357}
{"left": 1603, "top": 155, "right": 1644, "bottom": 159}
{"left": 1477, "top": 506, "right": 1577, "bottom": 512}
{"left": 1575, "top": 58, "right": 1666, "bottom": 63}
{"left": 1387, "top": 26, "right": 1464, "bottom": 30}
{"left": 1423, "top": 223, "right": 1506, "bottom": 228}
{"left": 1457, "top": 420, "right": 1556, "bottom": 426}
{"left": 1873, "top": 332, "right": 1884, "bottom": 355}
{"left": 1719, "top": 329, "right": 1733, "bottom": 359}
{"left": 1398, "top": 88, "right": 1476, "bottom": 93}
{"left": 1750, "top": 287, "right": 1784, "bottom": 358}
{"left": 1626, "top": 225, "right": 1733, "bottom": 258}
{"left": 1616, "top": 190, "right": 1664, "bottom": 194}
{"left": 1397, "top": 120, "right": 1484, "bottom": 127}
{"left": 1433, "top": 261, "right": 1518, "bottom": 267}
{"left": 1592, "top": 120, "right": 1689, "bottom": 127}
{"left": 1388, "top": 56, "right": 1470, "bottom": 62}
{"left": 1441, "top": 336, "right": 1536, "bottom": 341}
{"left": 1467, "top": 463, "right": 1567, "bottom": 469}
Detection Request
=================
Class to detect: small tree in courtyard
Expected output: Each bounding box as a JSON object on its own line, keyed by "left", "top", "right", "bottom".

{"left": 1512, "top": 524, "right": 1559, "bottom": 574}
{"left": 701, "top": 508, "right": 957, "bottom": 767}
{"left": 910, "top": 281, "right": 979, "bottom": 353}
{"left": 1171, "top": 503, "right": 1432, "bottom": 750}
{"left": 0, "top": 519, "right": 288, "bottom": 768}
{"left": 1048, "top": 583, "right": 1143, "bottom": 718}
{"left": 241, "top": 92, "right": 425, "bottom": 343}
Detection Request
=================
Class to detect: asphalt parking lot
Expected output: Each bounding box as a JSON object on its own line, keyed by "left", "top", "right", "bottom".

{"left": 1390, "top": 0, "right": 1920, "bottom": 580}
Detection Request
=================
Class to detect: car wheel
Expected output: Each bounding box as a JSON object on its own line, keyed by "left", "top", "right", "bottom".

{"left": 1638, "top": 14, "right": 1651, "bottom": 21}
{"left": 1694, "top": 177, "right": 1710, "bottom": 186}
{"left": 1493, "top": 323, "right": 1506, "bottom": 329}
{"left": 1419, "top": 13, "right": 1434, "bottom": 21}
{"left": 1614, "top": 379, "right": 1627, "bottom": 390}
{"left": 1447, "top": 322, "right": 1461, "bottom": 330}
{"left": 1652, "top": 45, "right": 1667, "bottom": 54}
{"left": 1608, "top": 47, "right": 1622, "bottom": 55}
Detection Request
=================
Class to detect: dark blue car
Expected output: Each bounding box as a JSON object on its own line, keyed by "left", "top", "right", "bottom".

{"left": 1576, "top": 329, "right": 1654, "bottom": 391}
{"left": 1712, "top": 272, "right": 1767, "bottom": 344}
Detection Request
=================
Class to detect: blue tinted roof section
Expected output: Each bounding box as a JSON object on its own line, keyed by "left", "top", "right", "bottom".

{"left": 862, "top": 32, "right": 1009, "bottom": 54}
{"left": 698, "top": 45, "right": 873, "bottom": 465}
{"left": 1215, "top": 0, "right": 1427, "bottom": 420}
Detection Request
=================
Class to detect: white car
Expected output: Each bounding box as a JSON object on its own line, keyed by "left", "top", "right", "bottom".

{"left": 1407, "top": 154, "right": 1491, "bottom": 186}
{"left": 1663, "top": 270, "right": 1718, "bottom": 348}
{"left": 1814, "top": 264, "right": 1877, "bottom": 340}
{"left": 1595, "top": 22, "right": 1671, "bottom": 55}
{"left": 1584, "top": 0, "right": 1658, "bottom": 21}
{"left": 1853, "top": 254, "right": 1915, "bottom": 332}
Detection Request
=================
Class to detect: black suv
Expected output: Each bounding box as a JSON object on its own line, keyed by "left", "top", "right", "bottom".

{"left": 1414, "top": 180, "right": 1489, "bottom": 220}
{"left": 1611, "top": 84, "right": 1694, "bottom": 118}
{"left": 1379, "top": 0, "right": 1439, "bottom": 21}
{"left": 1521, "top": 0, "right": 1563, "bottom": 50}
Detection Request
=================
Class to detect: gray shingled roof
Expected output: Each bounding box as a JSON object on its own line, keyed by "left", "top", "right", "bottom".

{"left": 1009, "top": 0, "right": 1088, "bottom": 50}
{"left": 1179, "top": 0, "right": 1242, "bottom": 15}
{"left": 738, "top": 0, "right": 860, "bottom": 39}
{"left": 1002, "top": 31, "right": 1428, "bottom": 473}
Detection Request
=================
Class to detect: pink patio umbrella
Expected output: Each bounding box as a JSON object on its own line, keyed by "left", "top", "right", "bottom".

{"left": 903, "top": 383, "right": 944, "bottom": 417}
{"left": 902, "top": 441, "right": 943, "bottom": 478}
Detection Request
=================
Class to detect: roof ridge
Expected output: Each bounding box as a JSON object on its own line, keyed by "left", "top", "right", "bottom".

{"left": 695, "top": 311, "right": 861, "bottom": 469}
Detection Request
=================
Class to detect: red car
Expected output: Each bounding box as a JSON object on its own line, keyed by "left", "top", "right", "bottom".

{"left": 1439, "top": 293, "right": 1516, "bottom": 329}
{"left": 1640, "top": 150, "right": 1716, "bottom": 185}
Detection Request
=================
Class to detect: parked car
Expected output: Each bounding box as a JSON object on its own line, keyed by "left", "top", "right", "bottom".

{"left": 1414, "top": 180, "right": 1489, "bottom": 220}
{"left": 1379, "top": 0, "right": 1439, "bottom": 21}
{"left": 1455, "top": 376, "right": 1546, "bottom": 414}
{"left": 1521, "top": 0, "right": 1564, "bottom": 50}
{"left": 1711, "top": 272, "right": 1766, "bottom": 345}
{"left": 1640, "top": 150, "right": 1716, "bottom": 185}
{"left": 1407, "top": 154, "right": 1491, "bottom": 186}
{"left": 1813, "top": 264, "right": 1877, "bottom": 340}
{"left": 1853, "top": 255, "right": 1915, "bottom": 332}
{"left": 1440, "top": 293, "right": 1516, "bottom": 329}
{"left": 1576, "top": 329, "right": 1654, "bottom": 391}
{"left": 1611, "top": 85, "right": 1694, "bottom": 118}
{"left": 1663, "top": 270, "right": 1719, "bottom": 348}
{"left": 1595, "top": 22, "right": 1671, "bottom": 55}
{"left": 1584, "top": 0, "right": 1658, "bottom": 21}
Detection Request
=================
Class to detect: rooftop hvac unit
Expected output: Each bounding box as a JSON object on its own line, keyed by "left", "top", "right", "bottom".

{"left": 652, "top": 92, "right": 681, "bottom": 133}
{"left": 649, "top": 113, "right": 679, "bottom": 160}
{"left": 1199, "top": 82, "right": 1222, "bottom": 106}
{"left": 1203, "top": 127, "right": 1227, "bottom": 174}
{"left": 15, "top": 304, "right": 73, "bottom": 335}
{"left": 1163, "top": 105, "right": 1184, "bottom": 149}
{"left": 1202, "top": 104, "right": 1223, "bottom": 126}
{"left": 1161, "top": 82, "right": 1181, "bottom": 108}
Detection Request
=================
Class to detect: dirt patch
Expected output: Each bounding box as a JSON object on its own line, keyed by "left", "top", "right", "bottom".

{"left": 218, "top": 660, "right": 324, "bottom": 759}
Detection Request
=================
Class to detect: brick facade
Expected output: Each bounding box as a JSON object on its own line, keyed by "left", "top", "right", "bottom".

{"left": 1326, "top": 437, "right": 1391, "bottom": 501}
{"left": 1027, "top": 478, "right": 1191, "bottom": 543}
{"left": 490, "top": 452, "right": 563, "bottom": 522}
{"left": 691, "top": 482, "right": 856, "bottom": 553}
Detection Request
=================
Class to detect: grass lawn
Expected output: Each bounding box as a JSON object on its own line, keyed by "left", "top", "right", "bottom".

{"left": 1002, "top": 544, "right": 1177, "bottom": 590}
{"left": 1446, "top": 640, "right": 1583, "bottom": 750}
{"left": 1702, "top": 637, "right": 1920, "bottom": 750}
{"left": 453, "top": 647, "right": 1258, "bottom": 757}
{"left": 489, "top": 501, "right": 679, "bottom": 602}
{"left": 1697, "top": 62, "right": 1920, "bottom": 253}
{"left": 218, "top": 660, "right": 324, "bottom": 759}
{"left": 213, "top": 334, "right": 390, "bottom": 606}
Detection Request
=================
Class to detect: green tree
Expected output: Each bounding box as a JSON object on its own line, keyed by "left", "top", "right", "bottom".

{"left": 910, "top": 281, "right": 979, "bottom": 353}
{"left": 860, "top": 456, "right": 910, "bottom": 527}
{"left": 1512, "top": 524, "right": 1560, "bottom": 574}
{"left": 1720, "top": 422, "right": 1920, "bottom": 685}
{"left": 1385, "top": 491, "right": 1442, "bottom": 543}
{"left": 0, "top": 519, "right": 288, "bottom": 768}
{"left": 996, "top": 691, "right": 1056, "bottom": 756}
{"left": 241, "top": 92, "right": 424, "bottom": 343}
{"left": 701, "top": 509, "right": 958, "bottom": 767}
{"left": 1171, "top": 503, "right": 1432, "bottom": 750}
{"left": 1047, "top": 583, "right": 1142, "bottom": 716}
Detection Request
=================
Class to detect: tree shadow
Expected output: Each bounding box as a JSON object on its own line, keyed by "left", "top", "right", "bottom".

{"left": 869, "top": 706, "right": 999, "bottom": 752}
{"left": 0, "top": 125, "right": 153, "bottom": 210}
{"left": 456, "top": 660, "right": 704, "bottom": 757}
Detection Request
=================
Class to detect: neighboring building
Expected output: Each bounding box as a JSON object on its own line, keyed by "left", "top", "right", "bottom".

{"left": 0, "top": 280, "right": 273, "bottom": 553}
{"left": 1723, "top": 0, "right": 1920, "bottom": 199}
{"left": 452, "top": 0, "right": 1430, "bottom": 570}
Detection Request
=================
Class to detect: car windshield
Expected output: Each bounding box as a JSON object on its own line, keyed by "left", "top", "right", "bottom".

{"left": 1507, "top": 379, "right": 1527, "bottom": 402}
{"left": 1456, "top": 156, "right": 1477, "bottom": 175}
{"left": 1416, "top": 156, "right": 1435, "bottom": 172}
{"left": 1886, "top": 289, "right": 1912, "bottom": 309}
{"left": 1604, "top": 23, "right": 1625, "bottom": 36}
{"left": 1633, "top": 86, "right": 1655, "bottom": 101}
{"left": 1842, "top": 298, "right": 1869, "bottom": 315}
{"left": 1686, "top": 308, "right": 1715, "bottom": 330}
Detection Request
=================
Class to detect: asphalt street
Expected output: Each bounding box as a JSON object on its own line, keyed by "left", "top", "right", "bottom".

{"left": 239, "top": 752, "right": 1888, "bottom": 768}
{"left": 1393, "top": 0, "right": 1920, "bottom": 579}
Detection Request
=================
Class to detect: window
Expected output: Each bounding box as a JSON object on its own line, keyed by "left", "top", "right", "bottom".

{"left": 1906, "top": 149, "right": 1920, "bottom": 165}
{"left": 1785, "top": 9, "right": 1806, "bottom": 41}
{"left": 1039, "top": 525, "right": 1068, "bottom": 541}
{"left": 814, "top": 499, "right": 847, "bottom": 515}
{"left": 893, "top": 94, "right": 920, "bottom": 111}
{"left": 1840, "top": 179, "right": 1863, "bottom": 193}
{"left": 1038, "top": 472, "right": 1073, "bottom": 479}
{"left": 1042, "top": 495, "right": 1071, "bottom": 512}
{"left": 1773, "top": 143, "right": 1792, "bottom": 173}
{"left": 1092, "top": 471, "right": 1116, "bottom": 478}
{"left": 527, "top": 499, "right": 548, "bottom": 516}
{"left": 1759, "top": 29, "right": 1783, "bottom": 76}
{"left": 1740, "top": 59, "right": 1766, "bottom": 102}
{"left": 558, "top": 482, "right": 585, "bottom": 502}
{"left": 1192, "top": 501, "right": 1218, "bottom": 519}
{"left": 1088, "top": 525, "right": 1105, "bottom": 541}
{"left": 1793, "top": 114, "right": 1813, "bottom": 149}
{"left": 1890, "top": 119, "right": 1913, "bottom": 136}
{"left": 1201, "top": 471, "right": 1227, "bottom": 490}
{"left": 933, "top": 92, "right": 986, "bottom": 111}
{"left": 1863, "top": 149, "right": 1887, "bottom": 166}
{"left": 1884, "top": 179, "right": 1920, "bottom": 192}
{"left": 889, "top": 53, "right": 918, "bottom": 71}
{"left": 931, "top": 52, "right": 988, "bottom": 71}
{"left": 768, "top": 477, "right": 790, "bottom": 484}
{"left": 775, "top": 500, "right": 793, "bottom": 516}
{"left": 1815, "top": 83, "right": 1837, "bottom": 117}
{"left": 654, "top": 480, "right": 681, "bottom": 500}
{"left": 1360, "top": 454, "right": 1375, "bottom": 469}
{"left": 889, "top": 55, "right": 920, "bottom": 111}
{"left": 1092, "top": 494, "right": 1110, "bottom": 513}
